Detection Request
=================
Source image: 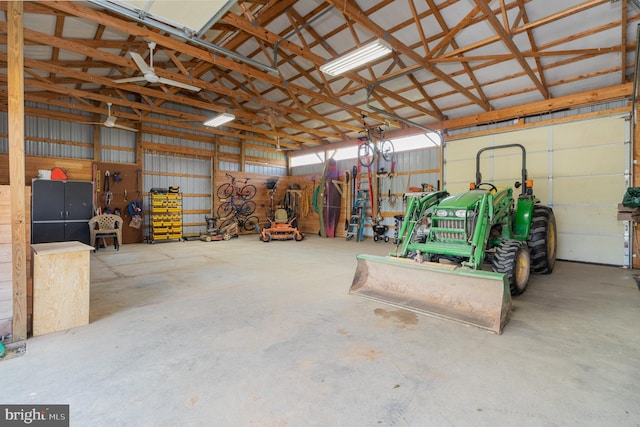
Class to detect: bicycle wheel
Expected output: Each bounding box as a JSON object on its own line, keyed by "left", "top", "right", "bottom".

{"left": 381, "top": 139, "right": 395, "bottom": 162}
{"left": 220, "top": 218, "right": 237, "bottom": 230}
{"left": 239, "top": 184, "right": 257, "bottom": 200}
{"left": 238, "top": 200, "right": 256, "bottom": 217}
{"left": 358, "top": 141, "right": 374, "bottom": 167}
{"left": 216, "top": 183, "right": 233, "bottom": 199}
{"left": 243, "top": 215, "right": 259, "bottom": 231}
{"left": 217, "top": 201, "right": 235, "bottom": 218}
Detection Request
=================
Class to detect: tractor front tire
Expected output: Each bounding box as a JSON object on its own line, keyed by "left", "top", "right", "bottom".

{"left": 527, "top": 206, "right": 557, "bottom": 274}
{"left": 492, "top": 240, "right": 531, "bottom": 296}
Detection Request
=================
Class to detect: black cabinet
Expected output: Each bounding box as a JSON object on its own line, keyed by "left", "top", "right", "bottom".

{"left": 31, "top": 180, "right": 93, "bottom": 245}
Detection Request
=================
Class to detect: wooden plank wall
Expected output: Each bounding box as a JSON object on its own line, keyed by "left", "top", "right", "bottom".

{"left": 0, "top": 153, "right": 93, "bottom": 185}
{"left": 94, "top": 162, "right": 143, "bottom": 243}
{"left": 212, "top": 171, "right": 348, "bottom": 238}
{"left": 0, "top": 185, "right": 32, "bottom": 338}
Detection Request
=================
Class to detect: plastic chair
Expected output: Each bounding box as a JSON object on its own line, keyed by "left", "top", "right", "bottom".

{"left": 88, "top": 214, "right": 123, "bottom": 251}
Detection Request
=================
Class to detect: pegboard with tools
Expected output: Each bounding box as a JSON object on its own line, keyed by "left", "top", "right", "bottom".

{"left": 93, "top": 162, "right": 143, "bottom": 244}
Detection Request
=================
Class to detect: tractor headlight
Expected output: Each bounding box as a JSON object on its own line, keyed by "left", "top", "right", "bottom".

{"left": 454, "top": 210, "right": 467, "bottom": 218}
{"left": 435, "top": 209, "right": 448, "bottom": 217}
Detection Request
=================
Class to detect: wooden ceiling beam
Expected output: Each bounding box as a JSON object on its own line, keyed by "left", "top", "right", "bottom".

{"left": 426, "top": 0, "right": 490, "bottom": 115}
{"left": 438, "top": 83, "right": 632, "bottom": 131}
{"left": 515, "top": 0, "right": 549, "bottom": 97}
{"left": 221, "top": 12, "right": 402, "bottom": 127}
{"left": 0, "top": 20, "right": 358, "bottom": 138}
{"left": 38, "top": 1, "right": 377, "bottom": 135}
{"left": 475, "top": 0, "right": 548, "bottom": 99}
{"left": 442, "top": 0, "right": 611, "bottom": 58}
{"left": 324, "top": 0, "right": 491, "bottom": 111}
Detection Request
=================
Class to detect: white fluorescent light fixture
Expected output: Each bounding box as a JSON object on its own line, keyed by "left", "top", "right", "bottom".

{"left": 320, "top": 39, "right": 393, "bottom": 76}
{"left": 204, "top": 113, "right": 235, "bottom": 127}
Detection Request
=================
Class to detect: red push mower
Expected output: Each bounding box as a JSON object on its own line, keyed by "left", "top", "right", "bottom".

{"left": 200, "top": 215, "right": 238, "bottom": 241}
{"left": 259, "top": 209, "right": 304, "bottom": 242}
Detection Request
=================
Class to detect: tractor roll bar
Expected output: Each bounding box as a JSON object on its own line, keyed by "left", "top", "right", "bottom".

{"left": 475, "top": 143, "right": 527, "bottom": 196}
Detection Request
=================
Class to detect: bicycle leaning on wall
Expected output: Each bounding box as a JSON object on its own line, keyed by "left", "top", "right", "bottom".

{"left": 216, "top": 172, "right": 257, "bottom": 200}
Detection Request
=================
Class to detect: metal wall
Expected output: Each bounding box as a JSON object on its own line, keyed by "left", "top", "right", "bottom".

{"left": 291, "top": 147, "right": 441, "bottom": 238}
{"left": 144, "top": 152, "right": 212, "bottom": 238}
{"left": 447, "top": 100, "right": 628, "bottom": 137}
{"left": 101, "top": 127, "right": 136, "bottom": 163}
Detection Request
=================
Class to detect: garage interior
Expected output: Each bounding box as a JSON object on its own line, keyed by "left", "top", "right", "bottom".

{"left": 1, "top": 1, "right": 640, "bottom": 425}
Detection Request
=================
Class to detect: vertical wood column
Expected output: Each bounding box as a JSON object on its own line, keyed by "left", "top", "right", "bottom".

{"left": 93, "top": 117, "right": 101, "bottom": 163}
{"left": 634, "top": 101, "right": 640, "bottom": 269}
{"left": 8, "top": 1, "right": 27, "bottom": 342}
{"left": 240, "top": 136, "right": 246, "bottom": 172}
{"left": 136, "top": 127, "right": 143, "bottom": 198}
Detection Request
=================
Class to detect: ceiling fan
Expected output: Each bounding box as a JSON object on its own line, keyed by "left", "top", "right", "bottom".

{"left": 268, "top": 109, "right": 295, "bottom": 152}
{"left": 274, "top": 136, "right": 296, "bottom": 152}
{"left": 114, "top": 41, "right": 201, "bottom": 92}
{"left": 80, "top": 102, "right": 138, "bottom": 132}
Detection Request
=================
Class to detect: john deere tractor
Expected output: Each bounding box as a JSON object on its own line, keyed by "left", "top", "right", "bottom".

{"left": 350, "top": 144, "right": 556, "bottom": 333}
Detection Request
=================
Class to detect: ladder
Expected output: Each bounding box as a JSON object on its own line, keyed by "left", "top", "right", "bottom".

{"left": 346, "top": 189, "right": 370, "bottom": 241}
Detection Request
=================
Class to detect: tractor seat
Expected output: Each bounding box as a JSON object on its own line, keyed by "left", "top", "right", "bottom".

{"left": 274, "top": 208, "right": 289, "bottom": 224}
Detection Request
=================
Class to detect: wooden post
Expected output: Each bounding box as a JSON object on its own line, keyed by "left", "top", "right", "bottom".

{"left": 93, "top": 116, "right": 101, "bottom": 163}
{"left": 136, "top": 126, "right": 143, "bottom": 198}
{"left": 634, "top": 99, "right": 640, "bottom": 269}
{"left": 8, "top": 1, "right": 27, "bottom": 343}
{"left": 240, "top": 136, "right": 246, "bottom": 172}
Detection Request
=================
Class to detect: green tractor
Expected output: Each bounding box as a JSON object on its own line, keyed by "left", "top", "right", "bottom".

{"left": 350, "top": 144, "right": 557, "bottom": 333}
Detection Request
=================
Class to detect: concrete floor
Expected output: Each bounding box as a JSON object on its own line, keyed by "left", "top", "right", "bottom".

{"left": 1, "top": 235, "right": 640, "bottom": 426}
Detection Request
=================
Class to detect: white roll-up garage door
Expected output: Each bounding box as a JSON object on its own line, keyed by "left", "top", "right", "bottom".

{"left": 444, "top": 115, "right": 629, "bottom": 266}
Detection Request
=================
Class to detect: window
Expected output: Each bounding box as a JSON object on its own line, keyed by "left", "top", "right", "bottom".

{"left": 392, "top": 132, "right": 441, "bottom": 152}
{"left": 290, "top": 132, "right": 440, "bottom": 166}
{"left": 330, "top": 145, "right": 359, "bottom": 161}
{"left": 290, "top": 152, "right": 324, "bottom": 167}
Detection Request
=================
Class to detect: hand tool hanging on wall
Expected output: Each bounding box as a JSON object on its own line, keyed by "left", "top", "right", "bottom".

{"left": 104, "top": 170, "right": 112, "bottom": 208}
{"left": 388, "top": 159, "right": 397, "bottom": 208}
{"left": 344, "top": 171, "right": 350, "bottom": 230}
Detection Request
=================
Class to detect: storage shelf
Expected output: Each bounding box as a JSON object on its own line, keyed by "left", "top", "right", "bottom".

{"left": 148, "top": 191, "right": 182, "bottom": 243}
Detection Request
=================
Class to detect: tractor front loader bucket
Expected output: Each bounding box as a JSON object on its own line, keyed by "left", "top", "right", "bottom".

{"left": 350, "top": 254, "right": 512, "bottom": 334}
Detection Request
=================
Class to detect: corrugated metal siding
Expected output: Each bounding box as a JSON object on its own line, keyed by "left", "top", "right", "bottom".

{"left": 144, "top": 152, "right": 212, "bottom": 237}
{"left": 144, "top": 130, "right": 215, "bottom": 152}
{"left": 245, "top": 164, "right": 286, "bottom": 175}
{"left": 219, "top": 145, "right": 241, "bottom": 155}
{"left": 101, "top": 127, "right": 136, "bottom": 163}
{"left": 448, "top": 100, "right": 629, "bottom": 137}
{"left": 218, "top": 161, "right": 240, "bottom": 172}
{"left": 0, "top": 108, "right": 94, "bottom": 158}
{"left": 25, "top": 115, "right": 93, "bottom": 159}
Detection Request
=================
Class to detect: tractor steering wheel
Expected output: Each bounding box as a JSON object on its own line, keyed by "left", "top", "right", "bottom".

{"left": 477, "top": 182, "right": 498, "bottom": 192}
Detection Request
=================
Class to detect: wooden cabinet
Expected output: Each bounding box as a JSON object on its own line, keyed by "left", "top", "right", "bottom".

{"left": 148, "top": 191, "right": 182, "bottom": 243}
{"left": 31, "top": 242, "right": 93, "bottom": 336}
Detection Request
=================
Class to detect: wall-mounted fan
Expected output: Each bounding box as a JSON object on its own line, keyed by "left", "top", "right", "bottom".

{"left": 80, "top": 102, "right": 138, "bottom": 132}
{"left": 114, "top": 41, "right": 201, "bottom": 92}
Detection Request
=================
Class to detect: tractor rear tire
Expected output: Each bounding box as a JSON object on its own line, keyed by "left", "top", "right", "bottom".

{"left": 492, "top": 240, "right": 531, "bottom": 296}
{"left": 527, "top": 206, "right": 557, "bottom": 274}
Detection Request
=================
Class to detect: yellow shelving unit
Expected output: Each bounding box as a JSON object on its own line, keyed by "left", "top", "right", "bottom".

{"left": 148, "top": 190, "right": 182, "bottom": 243}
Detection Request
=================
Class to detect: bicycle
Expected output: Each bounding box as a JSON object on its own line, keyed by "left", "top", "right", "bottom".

{"left": 219, "top": 208, "right": 259, "bottom": 233}
{"left": 358, "top": 125, "right": 394, "bottom": 168}
{"left": 217, "top": 197, "right": 256, "bottom": 219}
{"left": 216, "top": 172, "right": 257, "bottom": 200}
